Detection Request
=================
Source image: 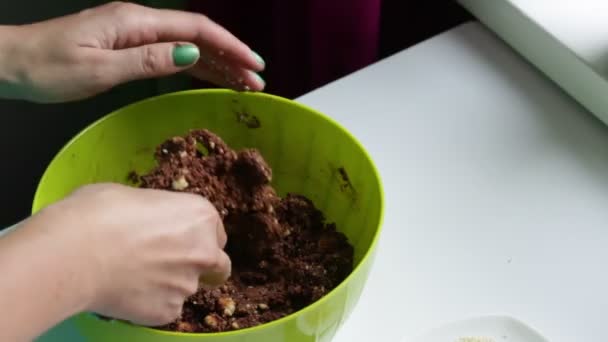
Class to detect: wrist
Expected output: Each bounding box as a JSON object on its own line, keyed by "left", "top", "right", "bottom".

{"left": 0, "top": 211, "right": 99, "bottom": 339}
{"left": 19, "top": 207, "right": 99, "bottom": 314}
{"left": 0, "top": 25, "right": 29, "bottom": 100}
{"left": 34, "top": 204, "right": 101, "bottom": 313}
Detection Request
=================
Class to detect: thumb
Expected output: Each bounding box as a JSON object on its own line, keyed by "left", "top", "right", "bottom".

{"left": 109, "top": 42, "right": 200, "bottom": 83}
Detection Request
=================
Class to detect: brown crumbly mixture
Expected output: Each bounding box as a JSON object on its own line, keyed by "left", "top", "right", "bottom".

{"left": 137, "top": 129, "right": 354, "bottom": 333}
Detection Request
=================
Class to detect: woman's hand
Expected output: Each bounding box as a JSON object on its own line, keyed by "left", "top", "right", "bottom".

{"left": 0, "top": 1, "right": 265, "bottom": 103}
{"left": 26, "top": 183, "right": 230, "bottom": 326}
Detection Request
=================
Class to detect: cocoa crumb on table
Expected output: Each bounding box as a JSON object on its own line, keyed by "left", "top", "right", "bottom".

{"left": 136, "top": 129, "right": 354, "bottom": 333}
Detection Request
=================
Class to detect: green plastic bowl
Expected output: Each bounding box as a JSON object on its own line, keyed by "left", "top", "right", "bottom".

{"left": 33, "top": 90, "right": 384, "bottom": 342}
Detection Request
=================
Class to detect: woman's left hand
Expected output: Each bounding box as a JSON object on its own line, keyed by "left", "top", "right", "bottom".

{"left": 0, "top": 1, "right": 265, "bottom": 103}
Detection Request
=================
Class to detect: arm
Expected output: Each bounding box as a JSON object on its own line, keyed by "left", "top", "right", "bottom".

{"left": 0, "top": 2, "right": 265, "bottom": 103}
{"left": 0, "top": 25, "right": 26, "bottom": 100}
{"left": 0, "top": 26, "right": 84, "bottom": 339}
{"left": 0, "top": 4, "right": 249, "bottom": 339}
{"left": 0, "top": 184, "right": 229, "bottom": 341}
{"left": 0, "top": 217, "right": 93, "bottom": 341}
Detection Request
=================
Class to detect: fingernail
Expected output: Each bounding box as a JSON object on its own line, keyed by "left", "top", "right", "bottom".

{"left": 173, "top": 44, "right": 200, "bottom": 67}
{"left": 252, "top": 51, "right": 265, "bottom": 68}
{"left": 251, "top": 71, "right": 265, "bottom": 88}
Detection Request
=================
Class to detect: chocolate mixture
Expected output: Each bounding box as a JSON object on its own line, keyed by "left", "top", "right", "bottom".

{"left": 137, "top": 129, "right": 354, "bottom": 333}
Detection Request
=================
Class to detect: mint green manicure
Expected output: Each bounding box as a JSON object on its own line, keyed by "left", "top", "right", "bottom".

{"left": 172, "top": 44, "right": 200, "bottom": 67}
{"left": 252, "top": 51, "right": 266, "bottom": 68}
{"left": 252, "top": 71, "right": 265, "bottom": 87}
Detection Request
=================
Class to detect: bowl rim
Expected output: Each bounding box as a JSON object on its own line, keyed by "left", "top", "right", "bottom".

{"left": 33, "top": 89, "right": 385, "bottom": 337}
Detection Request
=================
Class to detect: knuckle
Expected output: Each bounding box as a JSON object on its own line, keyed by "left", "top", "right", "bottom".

{"left": 81, "top": 2, "right": 139, "bottom": 21}
{"left": 196, "top": 249, "right": 220, "bottom": 270}
{"left": 77, "top": 8, "right": 94, "bottom": 17}
{"left": 150, "top": 301, "right": 182, "bottom": 325}
{"left": 191, "top": 196, "right": 214, "bottom": 212}
{"left": 194, "top": 13, "right": 212, "bottom": 27}
{"left": 151, "top": 310, "right": 176, "bottom": 325}
{"left": 186, "top": 198, "right": 221, "bottom": 225}
{"left": 194, "top": 199, "right": 221, "bottom": 223}
{"left": 169, "top": 279, "right": 198, "bottom": 297}
{"left": 108, "top": 1, "right": 138, "bottom": 12}
{"left": 139, "top": 45, "right": 162, "bottom": 75}
{"left": 168, "top": 301, "right": 183, "bottom": 319}
{"left": 83, "top": 1, "right": 123, "bottom": 15}
{"left": 109, "top": 2, "right": 141, "bottom": 26}
{"left": 185, "top": 279, "right": 199, "bottom": 296}
{"left": 105, "top": 1, "right": 126, "bottom": 7}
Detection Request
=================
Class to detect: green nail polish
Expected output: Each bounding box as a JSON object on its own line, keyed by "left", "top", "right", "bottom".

{"left": 252, "top": 51, "right": 265, "bottom": 68}
{"left": 173, "top": 44, "right": 200, "bottom": 67}
{"left": 253, "top": 72, "right": 265, "bottom": 87}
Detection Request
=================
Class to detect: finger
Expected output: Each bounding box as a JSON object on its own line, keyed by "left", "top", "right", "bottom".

{"left": 196, "top": 197, "right": 227, "bottom": 248}
{"left": 115, "top": 5, "right": 264, "bottom": 71}
{"left": 198, "top": 249, "right": 231, "bottom": 289}
{"left": 105, "top": 42, "right": 200, "bottom": 83}
{"left": 230, "top": 67, "right": 266, "bottom": 92}
{"left": 151, "top": 9, "right": 265, "bottom": 71}
{"left": 187, "top": 66, "right": 233, "bottom": 89}
{"left": 189, "top": 63, "right": 265, "bottom": 92}
{"left": 215, "top": 215, "right": 227, "bottom": 249}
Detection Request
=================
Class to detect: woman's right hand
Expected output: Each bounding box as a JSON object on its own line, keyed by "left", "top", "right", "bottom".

{"left": 34, "top": 183, "right": 230, "bottom": 326}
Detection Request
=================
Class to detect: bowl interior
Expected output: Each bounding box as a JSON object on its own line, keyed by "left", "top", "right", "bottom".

{"left": 33, "top": 90, "right": 383, "bottom": 268}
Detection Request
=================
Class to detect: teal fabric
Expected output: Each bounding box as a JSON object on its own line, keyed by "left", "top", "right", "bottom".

{"left": 37, "top": 320, "right": 84, "bottom": 342}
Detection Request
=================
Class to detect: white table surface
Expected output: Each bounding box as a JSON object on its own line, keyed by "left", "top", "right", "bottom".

{"left": 300, "top": 22, "right": 608, "bottom": 342}
{"left": 33, "top": 22, "right": 608, "bottom": 341}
